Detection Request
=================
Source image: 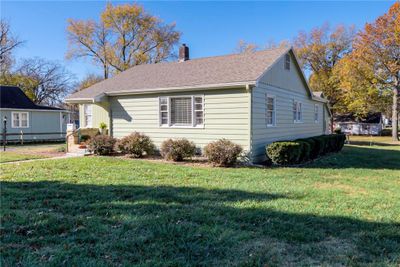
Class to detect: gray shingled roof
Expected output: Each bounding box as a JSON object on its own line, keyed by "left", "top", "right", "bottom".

{"left": 67, "top": 47, "right": 289, "bottom": 100}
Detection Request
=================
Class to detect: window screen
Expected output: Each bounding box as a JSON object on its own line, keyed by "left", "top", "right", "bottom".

{"left": 171, "top": 97, "right": 192, "bottom": 125}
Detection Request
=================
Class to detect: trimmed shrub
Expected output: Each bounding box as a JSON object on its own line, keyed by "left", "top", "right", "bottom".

{"left": 312, "top": 135, "right": 329, "bottom": 156}
{"left": 204, "top": 139, "right": 243, "bottom": 167}
{"left": 296, "top": 141, "right": 311, "bottom": 162}
{"left": 160, "top": 138, "right": 196, "bottom": 161}
{"left": 381, "top": 128, "right": 392, "bottom": 136}
{"left": 297, "top": 138, "right": 317, "bottom": 159}
{"left": 266, "top": 141, "right": 303, "bottom": 165}
{"left": 116, "top": 132, "right": 155, "bottom": 158}
{"left": 88, "top": 135, "right": 116, "bottom": 155}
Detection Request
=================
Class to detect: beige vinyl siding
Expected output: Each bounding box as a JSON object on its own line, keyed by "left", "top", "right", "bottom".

{"left": 109, "top": 88, "right": 250, "bottom": 152}
{"left": 251, "top": 51, "right": 327, "bottom": 162}
{"left": 79, "top": 102, "right": 110, "bottom": 129}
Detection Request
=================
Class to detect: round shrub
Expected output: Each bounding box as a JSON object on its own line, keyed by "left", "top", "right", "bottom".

{"left": 266, "top": 141, "right": 303, "bottom": 165}
{"left": 80, "top": 134, "right": 91, "bottom": 143}
{"left": 88, "top": 135, "right": 116, "bottom": 155}
{"left": 160, "top": 138, "right": 196, "bottom": 161}
{"left": 116, "top": 132, "right": 155, "bottom": 158}
{"left": 204, "top": 139, "right": 243, "bottom": 167}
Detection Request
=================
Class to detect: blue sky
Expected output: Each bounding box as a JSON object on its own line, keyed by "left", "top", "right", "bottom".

{"left": 1, "top": 1, "right": 394, "bottom": 81}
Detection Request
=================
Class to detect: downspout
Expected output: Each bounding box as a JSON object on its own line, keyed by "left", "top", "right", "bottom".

{"left": 246, "top": 84, "right": 253, "bottom": 162}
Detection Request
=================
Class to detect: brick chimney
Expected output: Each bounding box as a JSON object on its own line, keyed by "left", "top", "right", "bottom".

{"left": 178, "top": 44, "right": 189, "bottom": 62}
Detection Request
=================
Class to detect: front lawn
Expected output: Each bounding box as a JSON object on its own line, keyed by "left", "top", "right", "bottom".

{"left": 0, "top": 151, "right": 47, "bottom": 163}
{"left": 1, "top": 142, "right": 399, "bottom": 266}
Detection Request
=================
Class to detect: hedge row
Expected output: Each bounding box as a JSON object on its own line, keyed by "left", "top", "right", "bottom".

{"left": 266, "top": 134, "right": 346, "bottom": 165}
{"left": 87, "top": 133, "right": 243, "bottom": 167}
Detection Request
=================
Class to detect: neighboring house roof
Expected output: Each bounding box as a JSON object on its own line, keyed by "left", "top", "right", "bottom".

{"left": 0, "top": 85, "right": 65, "bottom": 111}
{"left": 334, "top": 113, "right": 382, "bottom": 124}
{"left": 68, "top": 47, "right": 292, "bottom": 100}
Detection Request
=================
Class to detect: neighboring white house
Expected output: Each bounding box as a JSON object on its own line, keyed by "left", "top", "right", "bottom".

{"left": 334, "top": 113, "right": 383, "bottom": 136}
{"left": 66, "top": 45, "right": 331, "bottom": 162}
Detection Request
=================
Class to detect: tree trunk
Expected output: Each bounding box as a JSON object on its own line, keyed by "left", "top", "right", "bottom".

{"left": 393, "top": 87, "right": 399, "bottom": 141}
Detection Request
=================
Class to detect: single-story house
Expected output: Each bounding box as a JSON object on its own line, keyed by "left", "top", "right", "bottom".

{"left": 0, "top": 85, "right": 70, "bottom": 143}
{"left": 66, "top": 45, "right": 331, "bottom": 162}
{"left": 333, "top": 113, "right": 383, "bottom": 135}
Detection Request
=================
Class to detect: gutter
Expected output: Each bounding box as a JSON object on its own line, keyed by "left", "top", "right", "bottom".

{"left": 65, "top": 81, "right": 256, "bottom": 103}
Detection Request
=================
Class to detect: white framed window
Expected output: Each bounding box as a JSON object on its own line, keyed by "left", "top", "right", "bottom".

{"left": 266, "top": 94, "right": 276, "bottom": 126}
{"left": 159, "top": 95, "right": 204, "bottom": 127}
{"left": 314, "top": 104, "right": 319, "bottom": 123}
{"left": 293, "top": 100, "right": 302, "bottom": 123}
{"left": 83, "top": 104, "right": 92, "bottom": 128}
{"left": 284, "top": 54, "right": 291, "bottom": 70}
{"left": 11, "top": 112, "right": 29, "bottom": 128}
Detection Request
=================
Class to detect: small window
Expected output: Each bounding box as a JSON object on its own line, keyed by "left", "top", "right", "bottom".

{"left": 159, "top": 96, "right": 204, "bottom": 127}
{"left": 159, "top": 97, "right": 169, "bottom": 125}
{"left": 83, "top": 104, "right": 92, "bottom": 128}
{"left": 284, "top": 54, "right": 291, "bottom": 70}
{"left": 266, "top": 94, "right": 276, "bottom": 126}
{"left": 314, "top": 104, "right": 319, "bottom": 123}
{"left": 293, "top": 100, "right": 302, "bottom": 123}
{"left": 11, "top": 112, "right": 29, "bottom": 128}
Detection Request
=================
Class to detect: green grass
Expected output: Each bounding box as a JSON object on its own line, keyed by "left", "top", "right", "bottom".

{"left": 0, "top": 151, "right": 47, "bottom": 163}
{"left": 1, "top": 141, "right": 399, "bottom": 266}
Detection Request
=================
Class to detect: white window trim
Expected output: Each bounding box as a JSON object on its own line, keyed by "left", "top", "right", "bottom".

{"left": 293, "top": 100, "right": 303, "bottom": 123}
{"left": 159, "top": 95, "right": 204, "bottom": 128}
{"left": 11, "top": 112, "right": 29, "bottom": 128}
{"left": 266, "top": 94, "right": 276, "bottom": 127}
{"left": 83, "top": 104, "right": 93, "bottom": 128}
{"left": 314, "top": 104, "right": 319, "bottom": 123}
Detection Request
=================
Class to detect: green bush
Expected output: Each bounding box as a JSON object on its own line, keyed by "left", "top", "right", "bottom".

{"left": 88, "top": 135, "right": 116, "bottom": 155}
{"left": 267, "top": 134, "right": 346, "bottom": 166}
{"left": 297, "top": 138, "right": 317, "bottom": 159}
{"left": 204, "top": 139, "right": 243, "bottom": 167}
{"left": 266, "top": 141, "right": 303, "bottom": 165}
{"left": 116, "top": 132, "right": 155, "bottom": 158}
{"left": 160, "top": 138, "right": 196, "bottom": 161}
{"left": 381, "top": 128, "right": 392, "bottom": 136}
{"left": 296, "top": 140, "right": 311, "bottom": 162}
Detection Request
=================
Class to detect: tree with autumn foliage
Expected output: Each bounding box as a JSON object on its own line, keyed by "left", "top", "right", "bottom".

{"left": 66, "top": 3, "right": 181, "bottom": 79}
{"left": 344, "top": 2, "right": 399, "bottom": 140}
{"left": 294, "top": 24, "right": 356, "bottom": 115}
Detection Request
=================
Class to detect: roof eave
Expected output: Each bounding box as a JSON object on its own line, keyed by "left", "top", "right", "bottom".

{"left": 65, "top": 81, "right": 256, "bottom": 103}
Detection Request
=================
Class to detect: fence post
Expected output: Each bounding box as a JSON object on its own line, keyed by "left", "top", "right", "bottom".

{"left": 20, "top": 130, "right": 24, "bottom": 145}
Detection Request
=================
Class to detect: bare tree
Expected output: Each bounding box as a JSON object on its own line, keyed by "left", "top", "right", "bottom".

{"left": 2, "top": 58, "right": 74, "bottom": 106}
{"left": 0, "top": 19, "right": 24, "bottom": 71}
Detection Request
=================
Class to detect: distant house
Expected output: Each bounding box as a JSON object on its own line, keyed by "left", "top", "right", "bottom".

{"left": 0, "top": 85, "right": 70, "bottom": 143}
{"left": 66, "top": 45, "right": 331, "bottom": 162}
{"left": 334, "top": 113, "right": 383, "bottom": 136}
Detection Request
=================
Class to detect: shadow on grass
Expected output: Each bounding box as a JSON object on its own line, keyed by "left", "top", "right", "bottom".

{"left": 1, "top": 181, "right": 399, "bottom": 266}
{"left": 304, "top": 145, "right": 400, "bottom": 170}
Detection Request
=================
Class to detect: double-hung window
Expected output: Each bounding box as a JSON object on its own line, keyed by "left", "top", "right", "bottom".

{"left": 266, "top": 94, "right": 276, "bottom": 126}
{"left": 159, "top": 96, "right": 204, "bottom": 127}
{"left": 293, "top": 100, "right": 302, "bottom": 123}
{"left": 83, "top": 104, "right": 92, "bottom": 128}
{"left": 11, "top": 112, "right": 29, "bottom": 128}
{"left": 314, "top": 104, "right": 319, "bottom": 123}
